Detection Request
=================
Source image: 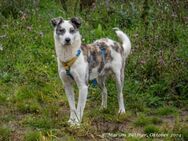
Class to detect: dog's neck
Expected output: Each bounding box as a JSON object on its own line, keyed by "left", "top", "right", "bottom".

{"left": 55, "top": 38, "right": 81, "bottom": 62}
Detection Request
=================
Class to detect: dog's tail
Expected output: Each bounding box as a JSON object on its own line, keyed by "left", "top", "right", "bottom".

{"left": 113, "top": 28, "right": 131, "bottom": 57}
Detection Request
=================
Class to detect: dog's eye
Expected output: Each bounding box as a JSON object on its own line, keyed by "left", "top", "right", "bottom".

{"left": 59, "top": 28, "right": 65, "bottom": 33}
{"left": 70, "top": 28, "right": 75, "bottom": 33}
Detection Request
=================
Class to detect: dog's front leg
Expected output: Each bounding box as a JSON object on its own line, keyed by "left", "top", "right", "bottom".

{"left": 59, "top": 71, "right": 78, "bottom": 125}
{"left": 71, "top": 70, "right": 88, "bottom": 123}
{"left": 77, "top": 83, "right": 88, "bottom": 122}
{"left": 63, "top": 82, "right": 79, "bottom": 124}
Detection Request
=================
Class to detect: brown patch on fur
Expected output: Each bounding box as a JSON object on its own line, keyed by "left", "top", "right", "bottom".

{"left": 81, "top": 44, "right": 89, "bottom": 62}
{"left": 81, "top": 43, "right": 112, "bottom": 75}
{"left": 105, "top": 47, "right": 112, "bottom": 62}
{"left": 93, "top": 40, "right": 113, "bottom": 63}
{"left": 111, "top": 41, "right": 124, "bottom": 56}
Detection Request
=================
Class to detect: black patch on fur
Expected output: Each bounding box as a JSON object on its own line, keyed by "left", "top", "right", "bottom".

{"left": 70, "top": 17, "right": 81, "bottom": 29}
{"left": 51, "top": 17, "right": 63, "bottom": 27}
{"left": 56, "top": 25, "right": 65, "bottom": 35}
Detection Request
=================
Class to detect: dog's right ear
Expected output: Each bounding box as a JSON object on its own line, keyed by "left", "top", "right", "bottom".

{"left": 51, "top": 17, "right": 63, "bottom": 27}
{"left": 70, "top": 17, "right": 81, "bottom": 28}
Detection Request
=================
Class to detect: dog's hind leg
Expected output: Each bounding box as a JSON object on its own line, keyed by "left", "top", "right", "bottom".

{"left": 98, "top": 76, "right": 108, "bottom": 109}
{"left": 113, "top": 68, "right": 125, "bottom": 114}
{"left": 77, "top": 83, "right": 88, "bottom": 122}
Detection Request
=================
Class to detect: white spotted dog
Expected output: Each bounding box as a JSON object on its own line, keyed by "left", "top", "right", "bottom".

{"left": 51, "top": 17, "right": 131, "bottom": 126}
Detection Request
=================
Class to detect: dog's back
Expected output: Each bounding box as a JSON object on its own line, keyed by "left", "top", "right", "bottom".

{"left": 81, "top": 29, "right": 131, "bottom": 80}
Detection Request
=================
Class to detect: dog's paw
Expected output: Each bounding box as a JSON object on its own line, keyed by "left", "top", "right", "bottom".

{"left": 100, "top": 105, "right": 107, "bottom": 110}
{"left": 68, "top": 119, "right": 80, "bottom": 126}
{"left": 118, "top": 109, "right": 126, "bottom": 114}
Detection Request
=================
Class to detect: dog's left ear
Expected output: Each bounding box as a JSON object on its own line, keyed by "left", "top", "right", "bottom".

{"left": 70, "top": 17, "right": 81, "bottom": 28}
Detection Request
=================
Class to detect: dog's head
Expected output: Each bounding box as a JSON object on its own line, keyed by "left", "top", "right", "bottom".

{"left": 51, "top": 17, "right": 81, "bottom": 46}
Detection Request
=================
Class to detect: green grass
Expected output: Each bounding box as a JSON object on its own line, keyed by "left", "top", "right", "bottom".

{"left": 0, "top": 93, "right": 7, "bottom": 104}
{"left": 24, "top": 131, "right": 41, "bottom": 141}
{"left": 23, "top": 116, "right": 54, "bottom": 129}
{"left": 144, "top": 125, "right": 160, "bottom": 135}
{"left": 134, "top": 115, "right": 162, "bottom": 127}
{"left": 150, "top": 117, "right": 163, "bottom": 125}
{"left": 134, "top": 116, "right": 152, "bottom": 127}
{"left": 0, "top": 115, "right": 16, "bottom": 123}
{"left": 0, "top": 127, "right": 11, "bottom": 141}
{"left": 180, "top": 126, "right": 188, "bottom": 140}
{"left": 0, "top": 0, "right": 188, "bottom": 140}
{"left": 16, "top": 100, "right": 42, "bottom": 114}
{"left": 156, "top": 106, "right": 178, "bottom": 116}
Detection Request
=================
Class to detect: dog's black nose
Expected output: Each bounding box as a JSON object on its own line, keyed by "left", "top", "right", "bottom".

{"left": 65, "top": 38, "right": 71, "bottom": 43}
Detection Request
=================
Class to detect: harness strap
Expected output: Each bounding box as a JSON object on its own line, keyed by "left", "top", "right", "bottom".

{"left": 100, "top": 48, "right": 106, "bottom": 64}
{"left": 61, "top": 49, "right": 81, "bottom": 79}
{"left": 66, "top": 69, "right": 74, "bottom": 80}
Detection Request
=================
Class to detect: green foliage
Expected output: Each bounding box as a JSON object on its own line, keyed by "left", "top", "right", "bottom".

{"left": 134, "top": 116, "right": 151, "bottom": 127}
{"left": 144, "top": 125, "right": 160, "bottom": 135}
{"left": 134, "top": 115, "right": 162, "bottom": 127}
{"left": 24, "top": 131, "right": 41, "bottom": 141}
{"left": 23, "top": 116, "right": 54, "bottom": 129}
{"left": 180, "top": 126, "right": 188, "bottom": 140}
{"left": 126, "top": 138, "right": 148, "bottom": 141}
{"left": 0, "top": 93, "right": 6, "bottom": 104}
{"left": 0, "top": 115, "right": 15, "bottom": 123}
{"left": 16, "top": 100, "right": 42, "bottom": 113}
{"left": 150, "top": 117, "right": 162, "bottom": 125}
{"left": 0, "top": 127, "right": 11, "bottom": 141}
{"left": 0, "top": 0, "right": 39, "bottom": 19}
{"left": 156, "top": 106, "right": 178, "bottom": 116}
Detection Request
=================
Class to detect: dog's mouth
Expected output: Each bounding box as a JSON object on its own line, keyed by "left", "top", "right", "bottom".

{"left": 64, "top": 42, "right": 71, "bottom": 46}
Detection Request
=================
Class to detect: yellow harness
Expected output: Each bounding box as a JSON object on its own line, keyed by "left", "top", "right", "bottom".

{"left": 62, "top": 56, "right": 79, "bottom": 70}
{"left": 61, "top": 49, "right": 81, "bottom": 79}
